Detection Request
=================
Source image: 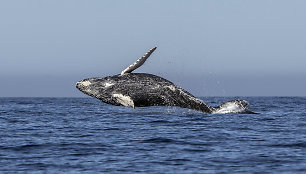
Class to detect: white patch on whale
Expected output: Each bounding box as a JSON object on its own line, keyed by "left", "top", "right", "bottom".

{"left": 104, "top": 82, "right": 114, "bottom": 88}
{"left": 80, "top": 81, "right": 91, "bottom": 87}
{"left": 112, "top": 93, "right": 135, "bottom": 109}
{"left": 166, "top": 85, "right": 176, "bottom": 92}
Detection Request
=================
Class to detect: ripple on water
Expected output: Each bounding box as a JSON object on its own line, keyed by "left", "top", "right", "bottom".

{"left": 0, "top": 97, "right": 306, "bottom": 173}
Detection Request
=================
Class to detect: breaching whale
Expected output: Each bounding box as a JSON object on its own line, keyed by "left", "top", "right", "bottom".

{"left": 76, "top": 47, "right": 254, "bottom": 114}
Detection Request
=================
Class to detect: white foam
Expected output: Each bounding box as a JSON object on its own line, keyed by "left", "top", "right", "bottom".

{"left": 213, "top": 102, "right": 245, "bottom": 114}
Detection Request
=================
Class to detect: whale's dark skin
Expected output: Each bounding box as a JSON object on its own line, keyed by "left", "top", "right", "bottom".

{"left": 77, "top": 73, "right": 215, "bottom": 113}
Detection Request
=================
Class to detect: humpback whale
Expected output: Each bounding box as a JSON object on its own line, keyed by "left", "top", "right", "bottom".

{"left": 76, "top": 47, "right": 254, "bottom": 114}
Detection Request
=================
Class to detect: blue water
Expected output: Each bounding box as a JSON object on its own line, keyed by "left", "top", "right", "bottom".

{"left": 0, "top": 97, "right": 305, "bottom": 173}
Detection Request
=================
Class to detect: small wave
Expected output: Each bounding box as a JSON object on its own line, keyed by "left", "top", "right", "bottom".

{"left": 142, "top": 137, "right": 175, "bottom": 144}
{"left": 2, "top": 142, "right": 112, "bottom": 153}
{"left": 230, "top": 126, "right": 253, "bottom": 131}
{"left": 102, "top": 127, "right": 122, "bottom": 131}
{"left": 141, "top": 137, "right": 213, "bottom": 147}
{"left": 165, "top": 158, "right": 191, "bottom": 163}
{"left": 296, "top": 123, "right": 306, "bottom": 127}
{"left": 256, "top": 117, "right": 276, "bottom": 121}
{"left": 183, "top": 148, "right": 212, "bottom": 152}
{"left": 268, "top": 142, "right": 306, "bottom": 148}
{"left": 149, "top": 120, "right": 171, "bottom": 124}
{"left": 2, "top": 144, "right": 50, "bottom": 152}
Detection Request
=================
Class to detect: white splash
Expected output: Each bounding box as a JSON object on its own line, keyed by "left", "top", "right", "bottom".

{"left": 213, "top": 101, "right": 247, "bottom": 114}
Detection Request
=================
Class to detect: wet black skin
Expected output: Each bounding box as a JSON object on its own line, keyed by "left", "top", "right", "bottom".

{"left": 76, "top": 73, "right": 215, "bottom": 113}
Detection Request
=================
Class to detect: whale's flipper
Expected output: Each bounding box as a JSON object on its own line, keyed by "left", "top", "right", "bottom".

{"left": 112, "top": 93, "right": 135, "bottom": 109}
{"left": 120, "top": 47, "right": 157, "bottom": 75}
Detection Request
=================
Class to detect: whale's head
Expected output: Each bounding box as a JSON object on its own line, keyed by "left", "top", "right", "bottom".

{"left": 76, "top": 77, "right": 115, "bottom": 99}
{"left": 76, "top": 79, "right": 96, "bottom": 97}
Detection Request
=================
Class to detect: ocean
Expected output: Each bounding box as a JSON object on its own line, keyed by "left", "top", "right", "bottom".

{"left": 0, "top": 97, "right": 305, "bottom": 173}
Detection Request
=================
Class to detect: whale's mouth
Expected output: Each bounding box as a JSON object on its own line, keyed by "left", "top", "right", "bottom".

{"left": 76, "top": 80, "right": 91, "bottom": 88}
{"left": 76, "top": 80, "right": 92, "bottom": 95}
{"left": 76, "top": 79, "right": 104, "bottom": 99}
{"left": 76, "top": 81, "right": 83, "bottom": 92}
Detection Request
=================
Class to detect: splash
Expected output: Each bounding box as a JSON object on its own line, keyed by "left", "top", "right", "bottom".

{"left": 213, "top": 100, "right": 253, "bottom": 114}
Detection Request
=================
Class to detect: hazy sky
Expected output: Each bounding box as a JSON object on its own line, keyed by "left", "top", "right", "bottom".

{"left": 1, "top": 0, "right": 305, "bottom": 97}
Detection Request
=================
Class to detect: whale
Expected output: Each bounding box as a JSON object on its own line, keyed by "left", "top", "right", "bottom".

{"left": 76, "top": 47, "right": 254, "bottom": 114}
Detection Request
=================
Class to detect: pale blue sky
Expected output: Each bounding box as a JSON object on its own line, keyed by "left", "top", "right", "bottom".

{"left": 0, "top": 0, "right": 305, "bottom": 97}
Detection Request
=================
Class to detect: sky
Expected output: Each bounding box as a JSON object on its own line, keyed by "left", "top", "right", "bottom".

{"left": 0, "top": 0, "right": 305, "bottom": 97}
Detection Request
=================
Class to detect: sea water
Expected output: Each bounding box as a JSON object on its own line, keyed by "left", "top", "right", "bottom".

{"left": 0, "top": 97, "right": 305, "bottom": 173}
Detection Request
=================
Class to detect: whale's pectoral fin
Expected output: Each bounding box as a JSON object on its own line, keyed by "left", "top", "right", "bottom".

{"left": 112, "top": 93, "right": 135, "bottom": 109}
{"left": 120, "top": 47, "right": 157, "bottom": 75}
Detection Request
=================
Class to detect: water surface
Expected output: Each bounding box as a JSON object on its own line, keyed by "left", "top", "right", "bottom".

{"left": 0, "top": 97, "right": 305, "bottom": 173}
